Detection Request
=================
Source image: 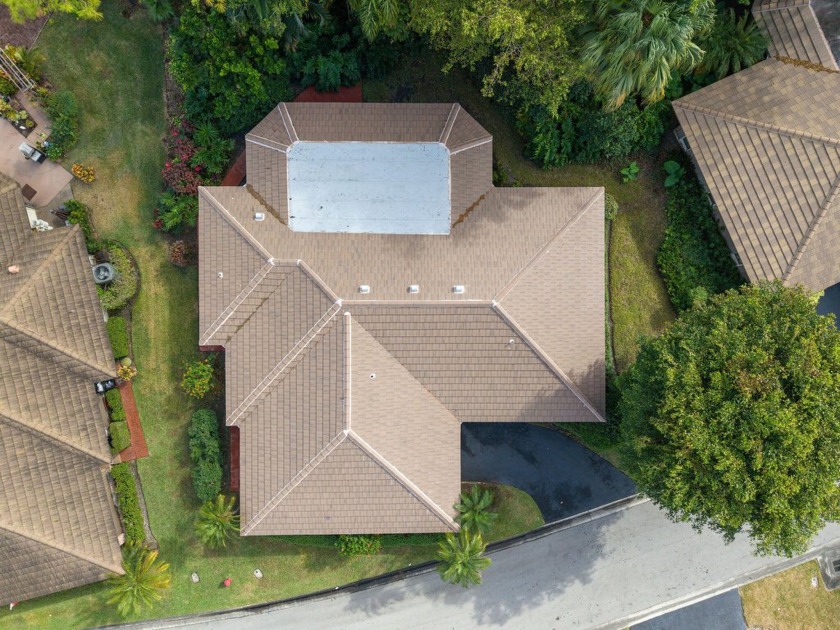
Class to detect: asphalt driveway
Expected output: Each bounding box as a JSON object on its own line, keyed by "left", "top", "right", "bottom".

{"left": 461, "top": 423, "right": 636, "bottom": 522}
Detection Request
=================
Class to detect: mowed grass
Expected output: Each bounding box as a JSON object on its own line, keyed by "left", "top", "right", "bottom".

{"left": 364, "top": 54, "right": 674, "bottom": 372}
{"left": 741, "top": 561, "right": 840, "bottom": 630}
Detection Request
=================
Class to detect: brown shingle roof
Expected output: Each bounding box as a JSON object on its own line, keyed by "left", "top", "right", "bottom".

{"left": 200, "top": 104, "right": 606, "bottom": 535}
{"left": 754, "top": 0, "right": 838, "bottom": 70}
{"left": 0, "top": 173, "right": 122, "bottom": 605}
{"left": 673, "top": 58, "right": 840, "bottom": 291}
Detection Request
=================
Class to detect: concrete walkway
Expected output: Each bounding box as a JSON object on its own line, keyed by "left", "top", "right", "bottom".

{"left": 152, "top": 499, "right": 840, "bottom": 630}
{"left": 0, "top": 91, "right": 72, "bottom": 207}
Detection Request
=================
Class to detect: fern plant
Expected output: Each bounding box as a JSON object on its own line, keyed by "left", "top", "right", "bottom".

{"left": 106, "top": 545, "right": 171, "bottom": 617}
{"left": 195, "top": 494, "right": 240, "bottom": 549}
{"left": 437, "top": 530, "right": 492, "bottom": 588}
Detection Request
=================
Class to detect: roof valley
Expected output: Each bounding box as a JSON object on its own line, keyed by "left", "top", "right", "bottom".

{"left": 783, "top": 173, "right": 840, "bottom": 279}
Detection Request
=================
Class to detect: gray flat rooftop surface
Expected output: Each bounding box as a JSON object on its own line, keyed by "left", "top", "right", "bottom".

{"left": 286, "top": 142, "right": 450, "bottom": 234}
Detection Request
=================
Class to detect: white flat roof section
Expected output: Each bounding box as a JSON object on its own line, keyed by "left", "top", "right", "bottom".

{"left": 287, "top": 142, "right": 451, "bottom": 234}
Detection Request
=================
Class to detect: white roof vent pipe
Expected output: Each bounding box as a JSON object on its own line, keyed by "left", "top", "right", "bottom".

{"left": 452, "top": 285, "right": 465, "bottom": 294}
{"left": 254, "top": 212, "right": 265, "bottom": 221}
{"left": 359, "top": 285, "right": 371, "bottom": 294}
{"left": 408, "top": 285, "right": 420, "bottom": 294}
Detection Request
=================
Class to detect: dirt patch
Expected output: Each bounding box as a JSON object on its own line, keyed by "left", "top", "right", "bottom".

{"left": 0, "top": 6, "right": 49, "bottom": 48}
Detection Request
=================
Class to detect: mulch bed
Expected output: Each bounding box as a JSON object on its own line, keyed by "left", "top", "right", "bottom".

{"left": 117, "top": 379, "right": 150, "bottom": 461}
{"left": 0, "top": 6, "right": 49, "bottom": 48}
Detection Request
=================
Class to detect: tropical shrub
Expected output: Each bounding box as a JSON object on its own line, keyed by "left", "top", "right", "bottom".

{"left": 0, "top": 72, "right": 16, "bottom": 97}
{"left": 620, "top": 161, "right": 640, "bottom": 183}
{"left": 65, "top": 199, "right": 102, "bottom": 254}
{"left": 117, "top": 364, "right": 138, "bottom": 381}
{"left": 188, "top": 409, "right": 223, "bottom": 502}
{"left": 336, "top": 534, "right": 381, "bottom": 556}
{"left": 662, "top": 160, "right": 686, "bottom": 187}
{"left": 98, "top": 246, "right": 139, "bottom": 312}
{"left": 42, "top": 90, "right": 79, "bottom": 160}
{"left": 657, "top": 177, "right": 741, "bottom": 312}
{"left": 154, "top": 192, "right": 199, "bottom": 233}
{"left": 181, "top": 358, "right": 215, "bottom": 399}
{"left": 195, "top": 494, "right": 240, "bottom": 548}
{"left": 604, "top": 192, "right": 618, "bottom": 222}
{"left": 107, "top": 316, "right": 130, "bottom": 358}
{"left": 109, "top": 421, "right": 131, "bottom": 454}
{"left": 695, "top": 8, "right": 767, "bottom": 81}
{"left": 437, "top": 529, "right": 491, "bottom": 588}
{"left": 454, "top": 485, "right": 497, "bottom": 536}
{"left": 111, "top": 463, "right": 145, "bottom": 545}
{"left": 106, "top": 545, "right": 171, "bottom": 617}
{"left": 71, "top": 163, "right": 96, "bottom": 183}
{"left": 191, "top": 121, "right": 234, "bottom": 177}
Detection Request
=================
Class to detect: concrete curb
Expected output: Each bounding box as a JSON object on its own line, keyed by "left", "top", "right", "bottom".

{"left": 109, "top": 494, "right": 648, "bottom": 629}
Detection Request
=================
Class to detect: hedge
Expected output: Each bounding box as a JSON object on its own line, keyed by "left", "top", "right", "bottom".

{"left": 188, "top": 409, "right": 223, "bottom": 502}
{"left": 105, "top": 388, "right": 125, "bottom": 422}
{"left": 109, "top": 421, "right": 131, "bottom": 454}
{"left": 111, "top": 463, "right": 145, "bottom": 545}
{"left": 657, "top": 176, "right": 742, "bottom": 312}
{"left": 65, "top": 200, "right": 102, "bottom": 254}
{"left": 98, "top": 245, "right": 139, "bottom": 312}
{"left": 107, "top": 317, "right": 130, "bottom": 359}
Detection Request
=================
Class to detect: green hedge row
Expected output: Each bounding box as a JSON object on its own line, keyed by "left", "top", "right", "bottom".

{"left": 107, "top": 317, "right": 130, "bottom": 359}
{"left": 66, "top": 200, "right": 102, "bottom": 254}
{"left": 188, "top": 409, "right": 223, "bottom": 502}
{"left": 109, "top": 421, "right": 131, "bottom": 454}
{"left": 105, "top": 388, "right": 126, "bottom": 423}
{"left": 657, "top": 176, "right": 742, "bottom": 312}
{"left": 111, "top": 463, "right": 144, "bottom": 545}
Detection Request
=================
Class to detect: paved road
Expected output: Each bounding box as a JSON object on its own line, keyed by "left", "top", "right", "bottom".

{"left": 157, "top": 499, "right": 840, "bottom": 630}
{"left": 462, "top": 423, "right": 636, "bottom": 521}
{"left": 633, "top": 590, "right": 745, "bottom": 630}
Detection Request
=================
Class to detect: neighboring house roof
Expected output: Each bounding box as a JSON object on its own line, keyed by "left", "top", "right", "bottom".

{"left": 673, "top": 57, "right": 840, "bottom": 291}
{"left": 753, "top": 0, "right": 839, "bottom": 70}
{"left": 0, "top": 173, "right": 123, "bottom": 605}
{"left": 199, "top": 103, "right": 606, "bottom": 535}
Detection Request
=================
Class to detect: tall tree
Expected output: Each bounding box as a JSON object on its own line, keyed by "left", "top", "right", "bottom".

{"left": 620, "top": 282, "right": 840, "bottom": 557}
{"left": 695, "top": 8, "right": 767, "bottom": 80}
{"left": 582, "top": 0, "right": 714, "bottom": 110}
{"left": 195, "top": 494, "right": 240, "bottom": 549}
{"left": 410, "top": 0, "right": 587, "bottom": 115}
{"left": 437, "top": 529, "right": 492, "bottom": 587}
{"left": 2, "top": 0, "right": 101, "bottom": 22}
{"left": 106, "top": 545, "right": 171, "bottom": 617}
{"left": 348, "top": 0, "right": 400, "bottom": 40}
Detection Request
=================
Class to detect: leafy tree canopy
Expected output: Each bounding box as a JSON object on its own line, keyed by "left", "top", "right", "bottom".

{"left": 410, "top": 0, "right": 587, "bottom": 115}
{"left": 2, "top": 0, "right": 101, "bottom": 21}
{"left": 620, "top": 282, "right": 840, "bottom": 556}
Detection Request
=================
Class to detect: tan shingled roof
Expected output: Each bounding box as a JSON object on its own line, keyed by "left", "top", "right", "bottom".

{"left": 0, "top": 173, "right": 123, "bottom": 605}
{"left": 673, "top": 58, "right": 840, "bottom": 291}
{"left": 754, "top": 0, "right": 839, "bottom": 70}
{"left": 199, "top": 104, "right": 606, "bottom": 535}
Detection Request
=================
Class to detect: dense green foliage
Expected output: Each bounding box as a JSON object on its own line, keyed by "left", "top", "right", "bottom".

{"left": 195, "top": 494, "right": 239, "bottom": 548}
{"left": 188, "top": 409, "right": 223, "bottom": 502}
{"left": 109, "top": 421, "right": 131, "bottom": 454}
{"left": 695, "top": 7, "right": 767, "bottom": 81}
{"left": 619, "top": 283, "right": 840, "bottom": 556}
{"left": 0, "top": 73, "right": 16, "bottom": 97}
{"left": 42, "top": 89, "right": 80, "bottom": 160}
{"left": 657, "top": 175, "right": 741, "bottom": 311}
{"left": 98, "top": 245, "right": 139, "bottom": 312}
{"left": 107, "top": 316, "right": 130, "bottom": 358}
{"left": 454, "top": 485, "right": 498, "bottom": 536}
{"left": 181, "top": 358, "right": 215, "bottom": 399}
{"left": 65, "top": 199, "right": 102, "bottom": 254}
{"left": 111, "top": 463, "right": 145, "bottom": 545}
{"left": 336, "top": 534, "right": 382, "bottom": 556}
{"left": 106, "top": 545, "right": 171, "bottom": 617}
{"left": 1, "top": 0, "right": 101, "bottom": 21}
{"left": 437, "top": 529, "right": 491, "bottom": 587}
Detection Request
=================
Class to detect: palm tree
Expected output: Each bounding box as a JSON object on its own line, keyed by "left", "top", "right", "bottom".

{"left": 195, "top": 494, "right": 240, "bottom": 549}
{"left": 582, "top": 0, "right": 715, "bottom": 110}
{"left": 347, "top": 0, "right": 400, "bottom": 40}
{"left": 106, "top": 545, "right": 171, "bottom": 617}
{"left": 695, "top": 9, "right": 767, "bottom": 80}
{"left": 437, "top": 529, "right": 492, "bottom": 588}
{"left": 454, "top": 484, "right": 498, "bottom": 536}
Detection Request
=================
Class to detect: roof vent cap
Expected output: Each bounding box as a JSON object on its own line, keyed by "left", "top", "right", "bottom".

{"left": 218, "top": 271, "right": 224, "bottom": 278}
{"left": 369, "top": 373, "right": 376, "bottom": 380}
{"left": 408, "top": 284, "right": 420, "bottom": 294}
{"left": 452, "top": 285, "right": 465, "bottom": 294}
{"left": 359, "top": 285, "right": 370, "bottom": 294}
{"left": 254, "top": 212, "right": 265, "bottom": 221}
{"left": 7, "top": 265, "right": 20, "bottom": 274}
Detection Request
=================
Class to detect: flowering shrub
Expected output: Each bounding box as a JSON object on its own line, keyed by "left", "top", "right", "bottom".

{"left": 162, "top": 134, "right": 201, "bottom": 194}
{"left": 71, "top": 163, "right": 96, "bottom": 183}
{"left": 117, "top": 364, "right": 137, "bottom": 381}
{"left": 182, "top": 358, "right": 215, "bottom": 399}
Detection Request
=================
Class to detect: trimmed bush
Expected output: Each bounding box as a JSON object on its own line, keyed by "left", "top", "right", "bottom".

{"left": 107, "top": 317, "right": 130, "bottom": 358}
{"left": 65, "top": 199, "right": 102, "bottom": 254}
{"left": 604, "top": 193, "right": 618, "bottom": 222}
{"left": 98, "top": 245, "right": 139, "bottom": 312}
{"left": 181, "top": 358, "right": 214, "bottom": 399}
{"left": 188, "top": 409, "right": 223, "bottom": 502}
{"left": 111, "top": 463, "right": 145, "bottom": 545}
{"left": 109, "top": 421, "right": 131, "bottom": 454}
{"left": 657, "top": 176, "right": 742, "bottom": 312}
{"left": 105, "top": 387, "right": 123, "bottom": 411}
{"left": 336, "top": 534, "right": 381, "bottom": 557}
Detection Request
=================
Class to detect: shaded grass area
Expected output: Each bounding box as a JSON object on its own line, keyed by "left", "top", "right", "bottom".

{"left": 4, "top": 7, "right": 544, "bottom": 629}
{"left": 741, "top": 561, "right": 840, "bottom": 630}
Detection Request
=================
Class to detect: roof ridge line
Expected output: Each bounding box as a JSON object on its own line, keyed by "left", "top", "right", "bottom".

{"left": 347, "top": 431, "right": 458, "bottom": 531}
{"left": 0, "top": 514, "right": 123, "bottom": 575}
{"left": 674, "top": 96, "right": 840, "bottom": 147}
{"left": 0, "top": 410, "right": 110, "bottom": 464}
{"left": 279, "top": 103, "right": 299, "bottom": 143}
{"left": 227, "top": 303, "right": 342, "bottom": 426}
{"left": 754, "top": 0, "right": 811, "bottom": 12}
{"left": 297, "top": 259, "right": 342, "bottom": 304}
{"left": 782, "top": 173, "right": 840, "bottom": 280}
{"left": 199, "top": 188, "right": 274, "bottom": 261}
{"left": 439, "top": 104, "right": 460, "bottom": 144}
{"left": 199, "top": 260, "right": 275, "bottom": 345}
{"left": 493, "top": 303, "right": 606, "bottom": 423}
{"left": 449, "top": 136, "right": 492, "bottom": 155}
{"left": 494, "top": 188, "right": 603, "bottom": 303}
{"left": 342, "top": 299, "right": 493, "bottom": 307}
{"left": 344, "top": 312, "right": 351, "bottom": 432}
{"left": 0, "top": 225, "right": 78, "bottom": 317}
{"left": 240, "top": 432, "right": 347, "bottom": 535}
{"left": 0, "top": 315, "right": 115, "bottom": 378}
{"left": 245, "top": 135, "right": 290, "bottom": 153}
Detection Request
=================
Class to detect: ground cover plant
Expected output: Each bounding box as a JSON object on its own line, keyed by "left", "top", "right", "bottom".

{"left": 107, "top": 316, "right": 130, "bottom": 358}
